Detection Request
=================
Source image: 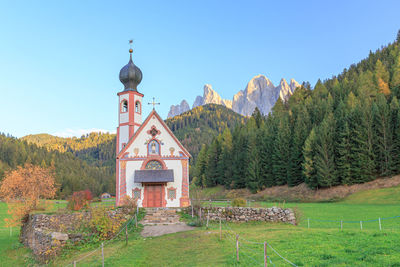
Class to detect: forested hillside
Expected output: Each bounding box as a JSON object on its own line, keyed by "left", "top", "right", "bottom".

{"left": 194, "top": 34, "right": 400, "bottom": 191}
{"left": 165, "top": 104, "right": 246, "bottom": 160}
{"left": 0, "top": 133, "right": 114, "bottom": 198}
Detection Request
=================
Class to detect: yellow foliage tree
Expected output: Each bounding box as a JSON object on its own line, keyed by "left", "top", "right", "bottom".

{"left": 0, "top": 164, "right": 57, "bottom": 226}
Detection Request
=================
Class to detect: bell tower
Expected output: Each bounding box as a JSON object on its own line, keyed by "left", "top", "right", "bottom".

{"left": 116, "top": 47, "right": 143, "bottom": 154}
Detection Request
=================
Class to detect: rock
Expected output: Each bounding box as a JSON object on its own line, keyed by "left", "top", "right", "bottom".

{"left": 51, "top": 232, "right": 68, "bottom": 241}
{"left": 167, "top": 100, "right": 190, "bottom": 118}
{"left": 169, "top": 75, "right": 301, "bottom": 117}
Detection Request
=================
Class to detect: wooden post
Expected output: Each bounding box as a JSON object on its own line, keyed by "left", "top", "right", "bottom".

{"left": 191, "top": 205, "right": 194, "bottom": 218}
{"left": 206, "top": 210, "right": 210, "bottom": 229}
{"left": 73, "top": 261, "right": 76, "bottom": 267}
{"left": 199, "top": 208, "right": 202, "bottom": 221}
{"left": 379, "top": 217, "right": 382, "bottom": 230}
{"left": 264, "top": 241, "right": 267, "bottom": 267}
{"left": 360, "top": 221, "right": 363, "bottom": 230}
{"left": 219, "top": 217, "right": 222, "bottom": 240}
{"left": 236, "top": 235, "right": 239, "bottom": 262}
{"left": 307, "top": 218, "right": 310, "bottom": 229}
{"left": 101, "top": 242, "right": 104, "bottom": 267}
{"left": 341, "top": 220, "right": 343, "bottom": 230}
{"left": 125, "top": 224, "right": 128, "bottom": 246}
{"left": 209, "top": 199, "right": 211, "bottom": 208}
{"left": 135, "top": 214, "right": 138, "bottom": 228}
{"left": 9, "top": 227, "right": 12, "bottom": 237}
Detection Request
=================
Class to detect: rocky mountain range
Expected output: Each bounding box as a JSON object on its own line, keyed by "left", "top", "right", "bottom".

{"left": 167, "top": 75, "right": 301, "bottom": 118}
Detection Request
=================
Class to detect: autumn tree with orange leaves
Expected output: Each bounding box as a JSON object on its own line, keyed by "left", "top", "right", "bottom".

{"left": 0, "top": 164, "right": 57, "bottom": 226}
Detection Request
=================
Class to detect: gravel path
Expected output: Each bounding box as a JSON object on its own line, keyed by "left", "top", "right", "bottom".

{"left": 141, "top": 224, "right": 195, "bottom": 237}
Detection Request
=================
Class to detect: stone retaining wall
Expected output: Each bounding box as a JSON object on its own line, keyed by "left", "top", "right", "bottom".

{"left": 198, "top": 207, "right": 296, "bottom": 225}
{"left": 20, "top": 209, "right": 129, "bottom": 263}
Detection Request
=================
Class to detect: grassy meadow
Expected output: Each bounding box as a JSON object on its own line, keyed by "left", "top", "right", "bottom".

{"left": 0, "top": 187, "right": 400, "bottom": 266}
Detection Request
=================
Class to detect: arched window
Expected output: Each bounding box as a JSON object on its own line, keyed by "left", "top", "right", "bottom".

{"left": 145, "top": 160, "right": 163, "bottom": 170}
{"left": 135, "top": 101, "right": 141, "bottom": 113}
{"left": 122, "top": 100, "right": 128, "bottom": 112}
{"left": 148, "top": 140, "right": 160, "bottom": 155}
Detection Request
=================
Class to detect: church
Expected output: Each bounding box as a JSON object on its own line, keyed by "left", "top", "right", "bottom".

{"left": 115, "top": 48, "right": 191, "bottom": 208}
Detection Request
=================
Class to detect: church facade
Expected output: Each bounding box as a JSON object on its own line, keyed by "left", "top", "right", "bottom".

{"left": 115, "top": 48, "right": 191, "bottom": 208}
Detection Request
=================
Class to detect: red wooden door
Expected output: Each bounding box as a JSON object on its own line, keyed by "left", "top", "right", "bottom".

{"left": 147, "top": 184, "right": 162, "bottom": 207}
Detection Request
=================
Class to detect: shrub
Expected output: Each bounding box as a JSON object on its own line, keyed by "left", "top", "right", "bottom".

{"left": 120, "top": 195, "right": 137, "bottom": 215}
{"left": 67, "top": 190, "right": 93, "bottom": 211}
{"left": 92, "top": 197, "right": 101, "bottom": 203}
{"left": 231, "top": 198, "right": 247, "bottom": 207}
{"left": 88, "top": 206, "right": 126, "bottom": 240}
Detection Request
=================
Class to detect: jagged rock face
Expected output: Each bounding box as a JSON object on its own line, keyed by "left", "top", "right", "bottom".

{"left": 233, "top": 74, "right": 278, "bottom": 116}
{"left": 168, "top": 75, "right": 301, "bottom": 118}
{"left": 167, "top": 100, "right": 190, "bottom": 118}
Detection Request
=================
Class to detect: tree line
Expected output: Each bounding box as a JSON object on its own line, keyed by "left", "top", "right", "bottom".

{"left": 193, "top": 33, "right": 400, "bottom": 191}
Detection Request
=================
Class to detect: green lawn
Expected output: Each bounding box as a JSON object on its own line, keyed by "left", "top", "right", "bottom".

{"left": 341, "top": 185, "right": 400, "bottom": 204}
{"left": 1, "top": 191, "right": 400, "bottom": 266}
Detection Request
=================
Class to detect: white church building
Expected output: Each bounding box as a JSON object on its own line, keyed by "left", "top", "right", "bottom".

{"left": 115, "top": 48, "right": 191, "bottom": 208}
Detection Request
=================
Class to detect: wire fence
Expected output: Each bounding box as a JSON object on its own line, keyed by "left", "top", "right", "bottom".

{"left": 65, "top": 207, "right": 140, "bottom": 267}
{"left": 205, "top": 216, "right": 298, "bottom": 266}
{"left": 306, "top": 215, "right": 400, "bottom": 230}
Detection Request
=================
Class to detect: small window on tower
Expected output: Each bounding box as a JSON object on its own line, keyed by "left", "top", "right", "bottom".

{"left": 135, "top": 101, "right": 141, "bottom": 113}
{"left": 122, "top": 100, "right": 128, "bottom": 112}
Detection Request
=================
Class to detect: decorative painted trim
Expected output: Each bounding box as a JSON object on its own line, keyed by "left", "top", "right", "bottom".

{"left": 167, "top": 186, "right": 177, "bottom": 201}
{"left": 117, "top": 90, "right": 144, "bottom": 97}
{"left": 147, "top": 139, "right": 161, "bottom": 156}
{"left": 132, "top": 188, "right": 141, "bottom": 200}
{"left": 140, "top": 157, "right": 167, "bottom": 170}
{"left": 119, "top": 161, "right": 127, "bottom": 205}
{"left": 180, "top": 159, "right": 190, "bottom": 207}
{"left": 119, "top": 122, "right": 142, "bottom": 127}
{"left": 117, "top": 109, "right": 191, "bottom": 159}
{"left": 147, "top": 125, "right": 161, "bottom": 137}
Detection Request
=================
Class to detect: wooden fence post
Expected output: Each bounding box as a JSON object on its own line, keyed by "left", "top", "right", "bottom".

{"left": 101, "top": 242, "right": 104, "bottom": 267}
{"left": 360, "top": 221, "right": 363, "bottom": 230}
{"left": 125, "top": 224, "right": 128, "bottom": 246}
{"left": 191, "top": 205, "right": 194, "bottom": 218}
{"left": 219, "top": 217, "right": 222, "bottom": 240}
{"left": 307, "top": 218, "right": 310, "bottom": 229}
{"left": 236, "top": 234, "right": 239, "bottom": 262}
{"left": 340, "top": 220, "right": 343, "bottom": 230}
{"left": 379, "top": 217, "right": 382, "bottom": 230}
{"left": 73, "top": 261, "right": 76, "bottom": 267}
{"left": 264, "top": 241, "right": 267, "bottom": 267}
{"left": 135, "top": 214, "right": 138, "bottom": 228}
{"left": 206, "top": 210, "right": 209, "bottom": 229}
{"left": 199, "top": 208, "right": 202, "bottom": 221}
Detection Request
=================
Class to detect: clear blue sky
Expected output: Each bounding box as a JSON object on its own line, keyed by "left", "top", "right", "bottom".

{"left": 1, "top": 0, "right": 399, "bottom": 138}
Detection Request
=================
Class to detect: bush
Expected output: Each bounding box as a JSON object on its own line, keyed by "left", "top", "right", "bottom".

{"left": 88, "top": 206, "right": 126, "bottom": 240}
{"left": 92, "top": 197, "right": 101, "bottom": 203}
{"left": 120, "top": 195, "right": 137, "bottom": 215}
{"left": 67, "top": 190, "right": 93, "bottom": 211}
{"left": 232, "top": 198, "right": 247, "bottom": 207}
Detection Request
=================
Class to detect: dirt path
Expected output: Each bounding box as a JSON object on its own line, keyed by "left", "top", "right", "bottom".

{"left": 141, "top": 224, "right": 195, "bottom": 237}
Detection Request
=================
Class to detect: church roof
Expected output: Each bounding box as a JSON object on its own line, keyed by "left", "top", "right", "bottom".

{"left": 134, "top": 169, "right": 174, "bottom": 183}
{"left": 117, "top": 109, "right": 192, "bottom": 158}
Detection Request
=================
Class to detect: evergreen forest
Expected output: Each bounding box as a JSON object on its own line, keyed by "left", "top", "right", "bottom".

{"left": 193, "top": 34, "right": 400, "bottom": 191}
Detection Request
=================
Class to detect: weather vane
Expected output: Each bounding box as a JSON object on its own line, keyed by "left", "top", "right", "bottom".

{"left": 148, "top": 97, "right": 160, "bottom": 110}
{"left": 129, "top": 39, "right": 133, "bottom": 53}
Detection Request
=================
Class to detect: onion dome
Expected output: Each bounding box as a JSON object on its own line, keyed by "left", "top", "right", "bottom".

{"left": 119, "top": 49, "right": 142, "bottom": 91}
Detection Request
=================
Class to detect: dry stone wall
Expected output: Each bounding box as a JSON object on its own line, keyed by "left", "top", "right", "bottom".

{"left": 199, "top": 207, "right": 296, "bottom": 225}
{"left": 20, "top": 209, "right": 129, "bottom": 263}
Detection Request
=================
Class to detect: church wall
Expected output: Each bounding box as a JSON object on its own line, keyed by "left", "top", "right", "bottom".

{"left": 124, "top": 160, "right": 144, "bottom": 207}
{"left": 164, "top": 159, "right": 183, "bottom": 207}
{"left": 119, "top": 95, "right": 129, "bottom": 124}
{"left": 119, "top": 125, "right": 129, "bottom": 151}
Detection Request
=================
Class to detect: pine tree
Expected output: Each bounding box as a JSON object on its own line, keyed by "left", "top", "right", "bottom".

{"left": 303, "top": 128, "right": 317, "bottom": 188}
{"left": 288, "top": 105, "right": 311, "bottom": 186}
{"left": 193, "top": 144, "right": 208, "bottom": 187}
{"left": 390, "top": 97, "right": 400, "bottom": 173}
{"left": 313, "top": 113, "right": 337, "bottom": 187}
{"left": 272, "top": 114, "right": 291, "bottom": 185}
{"left": 372, "top": 94, "right": 392, "bottom": 175}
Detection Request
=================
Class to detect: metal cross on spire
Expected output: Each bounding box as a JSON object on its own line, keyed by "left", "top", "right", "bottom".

{"left": 148, "top": 97, "right": 160, "bottom": 110}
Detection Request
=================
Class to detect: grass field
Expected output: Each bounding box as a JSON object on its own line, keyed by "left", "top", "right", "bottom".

{"left": 0, "top": 188, "right": 400, "bottom": 266}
